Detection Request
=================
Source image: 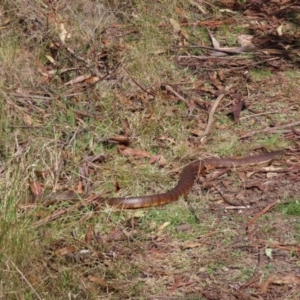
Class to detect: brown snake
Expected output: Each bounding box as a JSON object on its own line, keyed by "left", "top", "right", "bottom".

{"left": 43, "top": 150, "right": 284, "bottom": 209}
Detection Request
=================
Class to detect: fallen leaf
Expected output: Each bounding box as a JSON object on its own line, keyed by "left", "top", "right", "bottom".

{"left": 88, "top": 275, "right": 106, "bottom": 287}
{"left": 157, "top": 222, "right": 171, "bottom": 232}
{"left": 190, "top": 129, "right": 205, "bottom": 137}
{"left": 265, "top": 248, "right": 273, "bottom": 259}
{"left": 182, "top": 242, "right": 201, "bottom": 250}
{"left": 238, "top": 34, "right": 255, "bottom": 50}
{"left": 22, "top": 112, "right": 33, "bottom": 125}
{"left": 189, "top": 0, "right": 207, "bottom": 14}
{"left": 74, "top": 181, "right": 84, "bottom": 194}
{"left": 85, "top": 226, "right": 94, "bottom": 244}
{"left": 117, "top": 145, "right": 151, "bottom": 158}
{"left": 84, "top": 76, "right": 99, "bottom": 84}
{"left": 176, "top": 223, "right": 192, "bottom": 232}
{"left": 64, "top": 74, "right": 93, "bottom": 86}
{"left": 109, "top": 135, "right": 130, "bottom": 145}
{"left": 169, "top": 18, "right": 181, "bottom": 33}
{"left": 29, "top": 180, "right": 43, "bottom": 196}
{"left": 35, "top": 169, "right": 51, "bottom": 179}
{"left": 45, "top": 55, "right": 56, "bottom": 65}
{"left": 106, "top": 228, "right": 124, "bottom": 241}
{"left": 169, "top": 18, "right": 189, "bottom": 40}
{"left": 149, "top": 154, "right": 167, "bottom": 166}
{"left": 59, "top": 22, "right": 70, "bottom": 43}
{"left": 231, "top": 98, "right": 244, "bottom": 123}
{"left": 277, "top": 24, "right": 283, "bottom": 36}
{"left": 261, "top": 275, "right": 300, "bottom": 293}
{"left": 55, "top": 246, "right": 76, "bottom": 256}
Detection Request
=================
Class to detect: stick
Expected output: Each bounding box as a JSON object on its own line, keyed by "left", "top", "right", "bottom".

{"left": 5, "top": 255, "right": 42, "bottom": 300}
{"left": 165, "top": 84, "right": 190, "bottom": 106}
{"left": 33, "top": 194, "right": 99, "bottom": 227}
{"left": 239, "top": 111, "right": 279, "bottom": 120}
{"left": 246, "top": 199, "right": 279, "bottom": 233}
{"left": 200, "top": 93, "right": 224, "bottom": 143}
{"left": 122, "top": 65, "right": 155, "bottom": 97}
{"left": 240, "top": 120, "right": 300, "bottom": 139}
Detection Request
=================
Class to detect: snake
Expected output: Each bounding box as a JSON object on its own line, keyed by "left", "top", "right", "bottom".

{"left": 42, "top": 150, "right": 284, "bottom": 209}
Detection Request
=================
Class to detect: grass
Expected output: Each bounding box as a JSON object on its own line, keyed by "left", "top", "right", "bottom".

{"left": 281, "top": 200, "right": 300, "bottom": 216}
{"left": 0, "top": 0, "right": 299, "bottom": 299}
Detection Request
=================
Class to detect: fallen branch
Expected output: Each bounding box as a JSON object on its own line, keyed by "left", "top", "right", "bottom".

{"left": 200, "top": 93, "right": 224, "bottom": 143}
{"left": 122, "top": 65, "right": 156, "bottom": 97}
{"left": 246, "top": 199, "right": 279, "bottom": 233}
{"left": 165, "top": 84, "right": 190, "bottom": 106}
{"left": 240, "top": 120, "right": 300, "bottom": 139}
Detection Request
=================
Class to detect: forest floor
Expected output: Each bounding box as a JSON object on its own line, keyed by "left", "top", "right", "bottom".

{"left": 1, "top": 1, "right": 300, "bottom": 299}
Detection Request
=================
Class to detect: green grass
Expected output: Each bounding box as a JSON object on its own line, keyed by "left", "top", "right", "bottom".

{"left": 281, "top": 200, "right": 300, "bottom": 216}
{"left": 249, "top": 69, "right": 272, "bottom": 81}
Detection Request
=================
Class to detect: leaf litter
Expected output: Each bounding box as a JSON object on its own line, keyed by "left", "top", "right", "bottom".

{"left": 1, "top": 1, "right": 300, "bottom": 299}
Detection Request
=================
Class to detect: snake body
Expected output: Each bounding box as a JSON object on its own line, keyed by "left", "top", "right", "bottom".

{"left": 44, "top": 150, "right": 283, "bottom": 209}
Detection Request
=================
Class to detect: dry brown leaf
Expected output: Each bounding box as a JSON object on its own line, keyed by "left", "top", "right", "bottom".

{"left": 169, "top": 18, "right": 181, "bottom": 33}
{"left": 157, "top": 135, "right": 176, "bottom": 144}
{"left": 106, "top": 228, "right": 124, "bottom": 241}
{"left": 117, "top": 145, "right": 151, "bottom": 158}
{"left": 189, "top": 0, "right": 207, "bottom": 14}
{"left": 59, "top": 22, "right": 70, "bottom": 43}
{"left": 22, "top": 112, "right": 33, "bottom": 125}
{"left": 238, "top": 34, "right": 255, "bottom": 50}
{"left": 35, "top": 169, "right": 51, "bottom": 179}
{"left": 149, "top": 154, "right": 167, "bottom": 166}
{"left": 277, "top": 24, "right": 283, "bottom": 36}
{"left": 84, "top": 76, "right": 99, "bottom": 84}
{"left": 176, "top": 223, "right": 192, "bottom": 232}
{"left": 64, "top": 74, "right": 93, "bottom": 86}
{"left": 157, "top": 222, "right": 171, "bottom": 232}
{"left": 85, "top": 226, "right": 94, "bottom": 244}
{"left": 109, "top": 135, "right": 130, "bottom": 145}
{"left": 55, "top": 246, "right": 76, "bottom": 256}
{"left": 29, "top": 180, "right": 43, "bottom": 196}
{"left": 169, "top": 18, "right": 189, "bottom": 40}
{"left": 232, "top": 99, "right": 244, "bottom": 123}
{"left": 74, "top": 181, "right": 84, "bottom": 194}
{"left": 261, "top": 275, "right": 300, "bottom": 293}
{"left": 182, "top": 242, "right": 201, "bottom": 249}
{"left": 190, "top": 129, "right": 204, "bottom": 137}
{"left": 88, "top": 275, "right": 107, "bottom": 287}
{"left": 45, "top": 55, "right": 56, "bottom": 65}
{"left": 207, "top": 29, "right": 253, "bottom": 56}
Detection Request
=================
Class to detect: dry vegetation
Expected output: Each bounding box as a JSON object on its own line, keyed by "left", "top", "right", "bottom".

{"left": 1, "top": 0, "right": 300, "bottom": 299}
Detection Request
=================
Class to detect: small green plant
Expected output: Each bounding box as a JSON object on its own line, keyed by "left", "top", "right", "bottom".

{"left": 281, "top": 200, "right": 300, "bottom": 216}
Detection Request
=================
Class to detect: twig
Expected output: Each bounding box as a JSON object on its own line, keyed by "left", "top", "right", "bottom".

{"left": 165, "top": 84, "right": 190, "bottom": 106}
{"left": 177, "top": 56, "right": 280, "bottom": 71}
{"left": 246, "top": 199, "right": 279, "bottom": 233}
{"left": 240, "top": 120, "right": 300, "bottom": 139}
{"left": 122, "top": 65, "right": 156, "bottom": 97}
{"left": 200, "top": 93, "right": 224, "bottom": 143}
{"left": 177, "top": 43, "right": 249, "bottom": 55}
{"left": 33, "top": 194, "right": 99, "bottom": 227}
{"left": 5, "top": 255, "right": 42, "bottom": 300}
{"left": 215, "top": 186, "right": 239, "bottom": 206}
{"left": 7, "top": 125, "right": 44, "bottom": 128}
{"left": 224, "top": 205, "right": 249, "bottom": 210}
{"left": 158, "top": 19, "right": 234, "bottom": 28}
{"left": 9, "top": 93, "right": 54, "bottom": 100}
{"left": 239, "top": 111, "right": 279, "bottom": 120}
